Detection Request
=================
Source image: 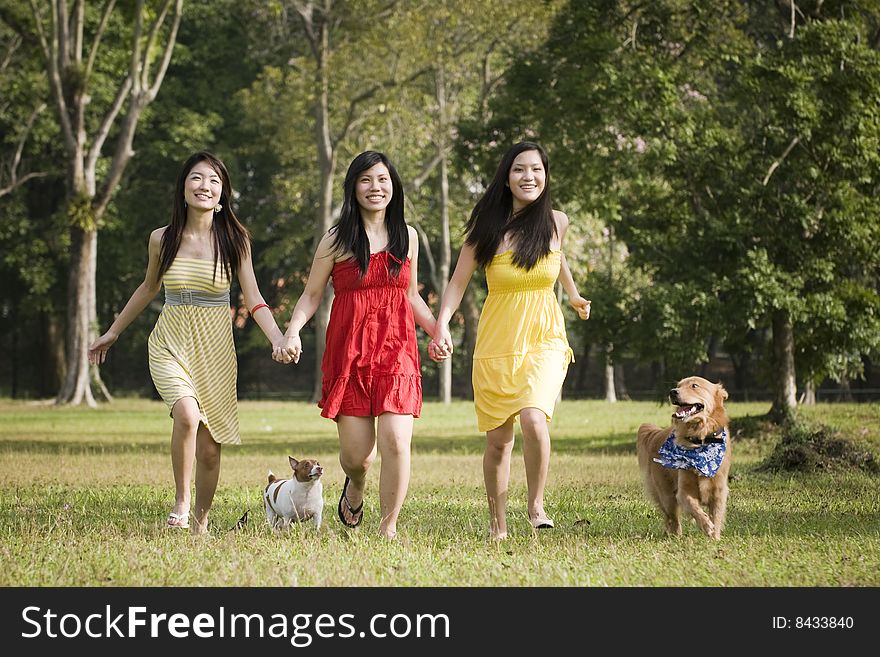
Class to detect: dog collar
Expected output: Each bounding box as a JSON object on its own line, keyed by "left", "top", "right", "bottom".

{"left": 654, "top": 430, "right": 727, "bottom": 477}
{"left": 684, "top": 429, "right": 726, "bottom": 446}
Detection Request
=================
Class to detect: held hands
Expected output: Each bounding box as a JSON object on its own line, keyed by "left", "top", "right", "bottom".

{"left": 428, "top": 323, "right": 453, "bottom": 363}
{"left": 570, "top": 295, "right": 592, "bottom": 321}
{"left": 88, "top": 331, "right": 118, "bottom": 365}
{"left": 273, "top": 334, "right": 302, "bottom": 365}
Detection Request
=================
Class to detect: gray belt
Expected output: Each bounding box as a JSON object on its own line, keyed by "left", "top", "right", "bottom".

{"left": 164, "top": 289, "right": 230, "bottom": 307}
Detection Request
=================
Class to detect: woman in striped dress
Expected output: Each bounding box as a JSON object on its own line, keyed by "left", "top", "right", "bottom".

{"left": 89, "top": 151, "right": 286, "bottom": 535}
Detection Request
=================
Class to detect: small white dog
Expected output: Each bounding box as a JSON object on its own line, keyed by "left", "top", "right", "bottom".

{"left": 264, "top": 456, "right": 324, "bottom": 531}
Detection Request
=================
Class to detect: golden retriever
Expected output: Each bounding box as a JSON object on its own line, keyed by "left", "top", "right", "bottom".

{"left": 637, "top": 376, "right": 731, "bottom": 540}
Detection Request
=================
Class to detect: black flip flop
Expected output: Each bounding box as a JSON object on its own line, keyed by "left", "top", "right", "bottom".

{"left": 337, "top": 476, "right": 364, "bottom": 528}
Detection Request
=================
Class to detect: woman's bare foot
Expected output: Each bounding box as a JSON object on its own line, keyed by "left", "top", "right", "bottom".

{"left": 190, "top": 516, "right": 209, "bottom": 536}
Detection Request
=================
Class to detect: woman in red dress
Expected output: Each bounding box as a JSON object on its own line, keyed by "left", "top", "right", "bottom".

{"left": 277, "top": 151, "right": 446, "bottom": 539}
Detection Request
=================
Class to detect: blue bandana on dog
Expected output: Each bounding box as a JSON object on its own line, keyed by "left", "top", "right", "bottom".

{"left": 654, "top": 430, "right": 727, "bottom": 477}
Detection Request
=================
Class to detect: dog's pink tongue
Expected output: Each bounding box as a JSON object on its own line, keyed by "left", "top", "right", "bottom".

{"left": 675, "top": 405, "right": 694, "bottom": 417}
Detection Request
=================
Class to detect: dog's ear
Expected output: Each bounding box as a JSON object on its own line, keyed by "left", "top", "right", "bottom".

{"left": 288, "top": 456, "right": 299, "bottom": 469}
{"left": 716, "top": 382, "right": 729, "bottom": 401}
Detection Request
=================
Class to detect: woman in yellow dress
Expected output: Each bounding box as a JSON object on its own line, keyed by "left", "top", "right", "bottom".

{"left": 434, "top": 142, "right": 591, "bottom": 540}
{"left": 89, "top": 151, "right": 286, "bottom": 535}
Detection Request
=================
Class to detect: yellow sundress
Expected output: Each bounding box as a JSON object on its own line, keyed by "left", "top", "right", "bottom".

{"left": 147, "top": 257, "right": 240, "bottom": 445}
{"left": 471, "top": 250, "right": 574, "bottom": 432}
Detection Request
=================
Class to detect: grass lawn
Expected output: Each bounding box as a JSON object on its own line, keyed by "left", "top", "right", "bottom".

{"left": 0, "top": 397, "right": 878, "bottom": 586}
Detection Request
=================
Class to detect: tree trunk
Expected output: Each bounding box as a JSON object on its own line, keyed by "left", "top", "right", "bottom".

{"left": 44, "top": 0, "right": 182, "bottom": 405}
{"left": 437, "top": 148, "right": 452, "bottom": 403}
{"left": 575, "top": 343, "right": 591, "bottom": 391}
{"left": 730, "top": 351, "right": 750, "bottom": 394}
{"left": 604, "top": 343, "right": 617, "bottom": 403}
{"left": 770, "top": 309, "right": 797, "bottom": 423}
{"left": 839, "top": 376, "right": 854, "bottom": 402}
{"left": 802, "top": 379, "right": 816, "bottom": 405}
{"left": 56, "top": 225, "right": 97, "bottom": 406}
{"left": 310, "top": 22, "right": 335, "bottom": 404}
{"left": 614, "top": 362, "right": 630, "bottom": 401}
{"left": 44, "top": 311, "right": 66, "bottom": 396}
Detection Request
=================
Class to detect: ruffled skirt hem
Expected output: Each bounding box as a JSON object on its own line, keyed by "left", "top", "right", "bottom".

{"left": 319, "top": 373, "right": 422, "bottom": 420}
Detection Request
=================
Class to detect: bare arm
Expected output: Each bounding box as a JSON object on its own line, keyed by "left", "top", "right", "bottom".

{"left": 406, "top": 226, "right": 437, "bottom": 336}
{"left": 434, "top": 242, "right": 479, "bottom": 354}
{"left": 554, "top": 210, "right": 591, "bottom": 321}
{"left": 276, "top": 231, "right": 337, "bottom": 363}
{"left": 88, "top": 229, "right": 165, "bottom": 364}
{"left": 236, "top": 244, "right": 285, "bottom": 356}
{"left": 406, "top": 226, "right": 447, "bottom": 363}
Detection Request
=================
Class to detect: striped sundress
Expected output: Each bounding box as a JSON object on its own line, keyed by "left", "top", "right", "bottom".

{"left": 148, "top": 256, "right": 240, "bottom": 445}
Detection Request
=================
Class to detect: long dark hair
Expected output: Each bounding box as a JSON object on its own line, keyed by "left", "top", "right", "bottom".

{"left": 330, "top": 151, "right": 408, "bottom": 277}
{"left": 157, "top": 151, "right": 250, "bottom": 284}
{"left": 465, "top": 141, "right": 556, "bottom": 270}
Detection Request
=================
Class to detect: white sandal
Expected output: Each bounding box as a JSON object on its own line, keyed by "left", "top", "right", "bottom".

{"left": 529, "top": 515, "right": 555, "bottom": 529}
{"left": 166, "top": 512, "right": 190, "bottom": 529}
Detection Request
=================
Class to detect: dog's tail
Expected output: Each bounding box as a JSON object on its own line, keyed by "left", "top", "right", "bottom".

{"left": 267, "top": 470, "right": 277, "bottom": 484}
{"left": 231, "top": 509, "right": 249, "bottom": 532}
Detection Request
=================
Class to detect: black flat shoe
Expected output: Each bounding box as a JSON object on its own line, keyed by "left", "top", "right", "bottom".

{"left": 337, "top": 476, "right": 364, "bottom": 528}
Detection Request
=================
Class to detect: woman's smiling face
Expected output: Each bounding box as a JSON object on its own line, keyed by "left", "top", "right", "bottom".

{"left": 355, "top": 162, "right": 393, "bottom": 213}
{"left": 508, "top": 149, "right": 545, "bottom": 211}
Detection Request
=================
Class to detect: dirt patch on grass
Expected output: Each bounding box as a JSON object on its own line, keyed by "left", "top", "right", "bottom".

{"left": 759, "top": 421, "right": 880, "bottom": 474}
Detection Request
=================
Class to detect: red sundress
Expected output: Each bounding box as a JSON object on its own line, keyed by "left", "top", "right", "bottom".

{"left": 318, "top": 251, "right": 422, "bottom": 420}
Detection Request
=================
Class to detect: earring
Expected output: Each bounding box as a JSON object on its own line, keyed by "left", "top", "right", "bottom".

{"left": 214, "top": 204, "right": 222, "bottom": 213}
{"left": 184, "top": 200, "right": 188, "bottom": 207}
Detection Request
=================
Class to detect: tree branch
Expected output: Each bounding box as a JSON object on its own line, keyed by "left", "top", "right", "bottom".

{"left": 94, "top": 0, "right": 182, "bottom": 216}
{"left": 409, "top": 210, "right": 440, "bottom": 293}
{"left": 56, "top": 0, "right": 69, "bottom": 69}
{"left": 83, "top": 0, "right": 116, "bottom": 86}
{"left": 146, "top": 0, "right": 182, "bottom": 100}
{"left": 762, "top": 136, "right": 800, "bottom": 186}
{"left": 0, "top": 32, "right": 21, "bottom": 74}
{"left": 29, "top": 0, "right": 76, "bottom": 156}
{"left": 408, "top": 151, "right": 442, "bottom": 193}
{"left": 0, "top": 102, "right": 49, "bottom": 198}
{"left": 140, "top": 0, "right": 172, "bottom": 89}
{"left": 333, "top": 63, "right": 433, "bottom": 148}
{"left": 293, "top": 0, "right": 321, "bottom": 62}
{"left": 86, "top": 74, "right": 132, "bottom": 175}
{"left": 128, "top": 0, "right": 145, "bottom": 95}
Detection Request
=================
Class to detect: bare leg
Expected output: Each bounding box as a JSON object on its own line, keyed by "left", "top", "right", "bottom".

{"left": 484, "top": 417, "right": 515, "bottom": 540}
{"left": 170, "top": 398, "right": 200, "bottom": 520}
{"left": 191, "top": 423, "right": 221, "bottom": 535}
{"left": 376, "top": 413, "right": 413, "bottom": 538}
{"left": 336, "top": 415, "right": 377, "bottom": 526}
{"left": 519, "top": 408, "right": 552, "bottom": 523}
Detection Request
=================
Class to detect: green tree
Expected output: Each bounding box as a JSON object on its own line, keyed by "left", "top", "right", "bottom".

{"left": 729, "top": 16, "right": 880, "bottom": 418}
{"left": 240, "top": 0, "right": 441, "bottom": 399}
{"left": 4, "top": 0, "right": 183, "bottom": 405}
{"left": 480, "top": 1, "right": 880, "bottom": 421}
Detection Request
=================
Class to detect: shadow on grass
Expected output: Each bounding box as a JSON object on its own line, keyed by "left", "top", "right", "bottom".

{"left": 0, "top": 432, "right": 640, "bottom": 456}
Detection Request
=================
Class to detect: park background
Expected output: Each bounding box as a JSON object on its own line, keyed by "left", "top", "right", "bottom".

{"left": 0, "top": 0, "right": 878, "bottom": 414}
{"left": 0, "top": 1, "right": 879, "bottom": 593}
